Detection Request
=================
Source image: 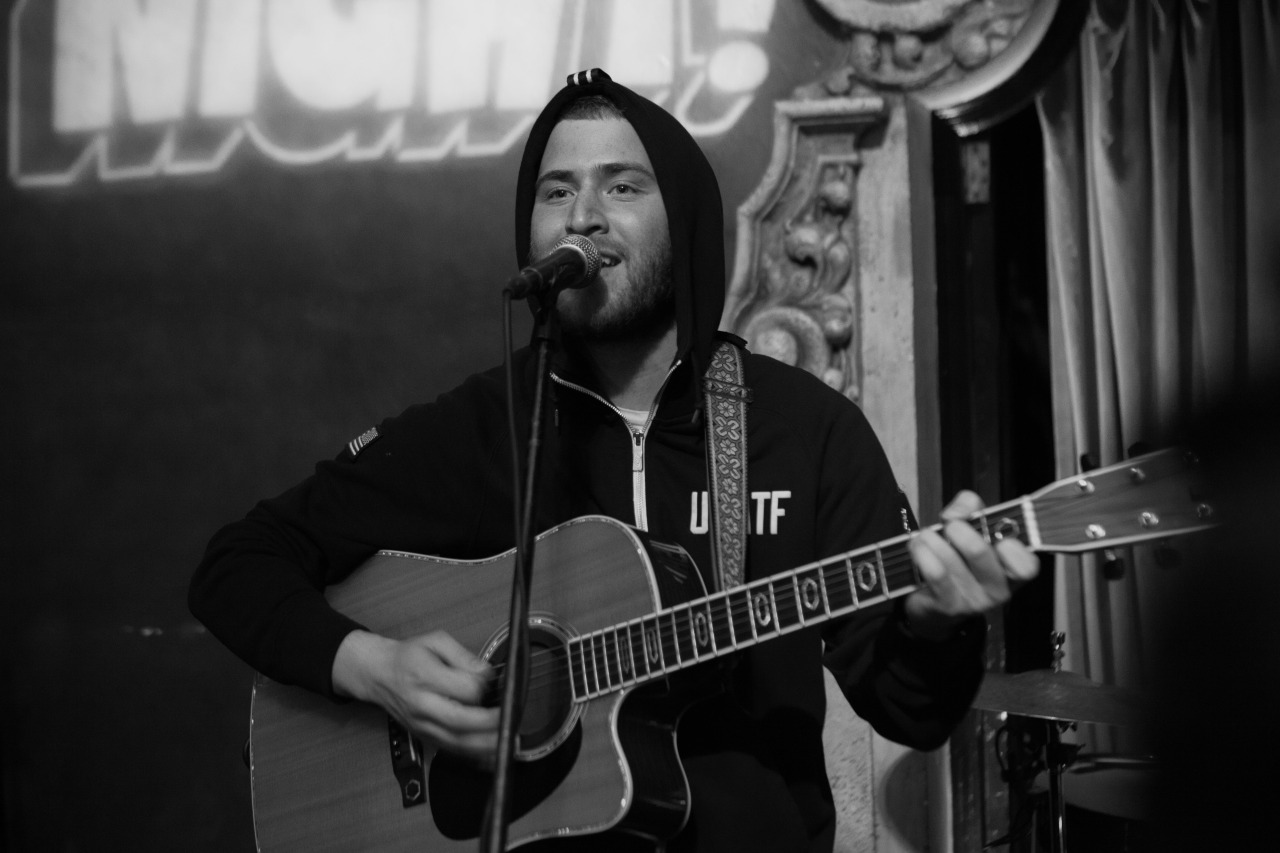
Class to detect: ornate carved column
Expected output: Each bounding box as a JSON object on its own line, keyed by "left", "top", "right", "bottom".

{"left": 721, "top": 2, "right": 1085, "bottom": 851}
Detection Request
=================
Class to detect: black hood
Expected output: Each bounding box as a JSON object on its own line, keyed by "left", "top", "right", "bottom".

{"left": 513, "top": 69, "right": 726, "bottom": 378}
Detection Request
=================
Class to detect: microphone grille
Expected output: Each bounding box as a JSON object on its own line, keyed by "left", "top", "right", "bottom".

{"left": 554, "top": 234, "right": 601, "bottom": 280}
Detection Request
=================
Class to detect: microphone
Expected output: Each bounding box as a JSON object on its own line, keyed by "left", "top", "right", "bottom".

{"left": 505, "top": 235, "right": 601, "bottom": 299}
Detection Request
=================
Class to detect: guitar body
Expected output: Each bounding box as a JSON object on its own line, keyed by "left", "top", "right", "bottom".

{"left": 250, "top": 517, "right": 702, "bottom": 851}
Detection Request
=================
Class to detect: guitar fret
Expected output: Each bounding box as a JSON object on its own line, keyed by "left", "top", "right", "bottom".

{"left": 845, "top": 558, "right": 859, "bottom": 608}
{"left": 729, "top": 588, "right": 755, "bottom": 644}
{"left": 709, "top": 594, "right": 736, "bottom": 650}
{"left": 640, "top": 615, "right": 665, "bottom": 676}
{"left": 683, "top": 605, "right": 700, "bottom": 660}
{"left": 602, "top": 631, "right": 615, "bottom": 691}
{"left": 874, "top": 546, "right": 888, "bottom": 599}
{"left": 589, "top": 632, "right": 606, "bottom": 693}
{"left": 673, "top": 606, "right": 694, "bottom": 665}
{"left": 692, "top": 601, "right": 715, "bottom": 658}
{"left": 570, "top": 640, "right": 587, "bottom": 699}
{"left": 584, "top": 634, "right": 600, "bottom": 696}
{"left": 773, "top": 578, "right": 792, "bottom": 630}
{"left": 583, "top": 638, "right": 598, "bottom": 695}
{"left": 622, "top": 622, "right": 641, "bottom": 682}
{"left": 603, "top": 629, "right": 622, "bottom": 687}
{"left": 665, "top": 611, "right": 683, "bottom": 668}
{"left": 627, "top": 621, "right": 645, "bottom": 681}
{"left": 819, "top": 562, "right": 834, "bottom": 616}
{"left": 613, "top": 626, "right": 632, "bottom": 684}
{"left": 740, "top": 588, "right": 757, "bottom": 642}
{"left": 664, "top": 610, "right": 679, "bottom": 668}
{"left": 652, "top": 616, "right": 668, "bottom": 674}
{"left": 790, "top": 574, "right": 804, "bottom": 625}
{"left": 592, "top": 633, "right": 609, "bottom": 693}
{"left": 725, "top": 594, "right": 740, "bottom": 648}
{"left": 766, "top": 583, "right": 780, "bottom": 634}
{"left": 575, "top": 636, "right": 589, "bottom": 696}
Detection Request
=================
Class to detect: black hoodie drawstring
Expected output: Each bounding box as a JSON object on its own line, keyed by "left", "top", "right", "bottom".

{"left": 690, "top": 350, "right": 706, "bottom": 428}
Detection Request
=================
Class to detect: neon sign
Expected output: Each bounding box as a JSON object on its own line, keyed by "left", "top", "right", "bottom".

{"left": 9, "top": 0, "right": 776, "bottom": 189}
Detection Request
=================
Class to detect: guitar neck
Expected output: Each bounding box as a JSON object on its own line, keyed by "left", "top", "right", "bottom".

{"left": 566, "top": 447, "right": 1212, "bottom": 702}
{"left": 567, "top": 495, "right": 1034, "bottom": 702}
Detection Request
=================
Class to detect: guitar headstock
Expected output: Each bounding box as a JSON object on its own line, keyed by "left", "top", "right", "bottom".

{"left": 1028, "top": 448, "right": 1216, "bottom": 553}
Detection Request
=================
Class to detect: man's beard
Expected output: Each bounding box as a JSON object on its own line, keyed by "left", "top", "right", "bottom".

{"left": 556, "top": 236, "right": 675, "bottom": 343}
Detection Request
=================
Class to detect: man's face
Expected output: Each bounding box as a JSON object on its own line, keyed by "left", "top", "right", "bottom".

{"left": 530, "top": 118, "right": 673, "bottom": 341}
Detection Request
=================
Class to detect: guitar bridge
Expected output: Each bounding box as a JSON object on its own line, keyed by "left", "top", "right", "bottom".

{"left": 387, "top": 717, "right": 427, "bottom": 809}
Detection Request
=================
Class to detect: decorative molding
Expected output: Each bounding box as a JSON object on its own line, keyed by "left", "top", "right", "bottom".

{"left": 801, "top": 0, "right": 1086, "bottom": 136}
{"left": 721, "top": 97, "right": 887, "bottom": 402}
{"left": 804, "top": 0, "right": 1037, "bottom": 96}
{"left": 723, "top": 0, "right": 1087, "bottom": 406}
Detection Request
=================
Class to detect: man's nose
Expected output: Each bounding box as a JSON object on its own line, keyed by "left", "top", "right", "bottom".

{"left": 567, "top": 190, "right": 606, "bottom": 235}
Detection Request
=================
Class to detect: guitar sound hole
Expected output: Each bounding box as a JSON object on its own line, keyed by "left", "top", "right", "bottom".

{"left": 483, "top": 623, "right": 577, "bottom": 759}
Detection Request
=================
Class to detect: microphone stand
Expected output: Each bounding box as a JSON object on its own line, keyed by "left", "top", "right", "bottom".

{"left": 481, "top": 291, "right": 559, "bottom": 853}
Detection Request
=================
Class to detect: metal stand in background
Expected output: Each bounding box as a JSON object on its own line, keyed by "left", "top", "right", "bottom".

{"left": 1043, "top": 717, "right": 1075, "bottom": 853}
{"left": 975, "top": 632, "right": 1149, "bottom": 853}
{"left": 1044, "top": 632, "right": 1071, "bottom": 853}
{"left": 481, "top": 295, "right": 559, "bottom": 853}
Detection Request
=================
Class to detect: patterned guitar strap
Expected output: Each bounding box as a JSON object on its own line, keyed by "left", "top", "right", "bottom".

{"left": 703, "top": 340, "right": 752, "bottom": 592}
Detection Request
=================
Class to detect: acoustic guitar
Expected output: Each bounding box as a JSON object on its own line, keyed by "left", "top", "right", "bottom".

{"left": 249, "top": 448, "right": 1213, "bottom": 850}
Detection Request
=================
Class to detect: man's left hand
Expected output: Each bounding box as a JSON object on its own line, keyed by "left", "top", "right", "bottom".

{"left": 903, "top": 490, "right": 1040, "bottom": 640}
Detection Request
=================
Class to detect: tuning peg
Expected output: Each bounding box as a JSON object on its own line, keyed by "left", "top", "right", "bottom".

{"left": 1102, "top": 548, "right": 1126, "bottom": 580}
{"left": 1079, "top": 452, "right": 1098, "bottom": 472}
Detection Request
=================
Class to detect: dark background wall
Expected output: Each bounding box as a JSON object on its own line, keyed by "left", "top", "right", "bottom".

{"left": 0, "top": 1, "right": 850, "bottom": 849}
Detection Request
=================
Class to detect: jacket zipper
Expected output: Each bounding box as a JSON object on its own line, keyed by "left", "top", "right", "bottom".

{"left": 551, "top": 361, "right": 681, "bottom": 531}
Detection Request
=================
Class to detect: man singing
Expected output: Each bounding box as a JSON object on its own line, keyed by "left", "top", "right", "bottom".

{"left": 191, "top": 70, "right": 1036, "bottom": 852}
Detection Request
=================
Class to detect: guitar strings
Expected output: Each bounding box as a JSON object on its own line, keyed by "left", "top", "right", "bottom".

{"left": 484, "top": 506, "right": 1047, "bottom": 700}
{"left": 486, "top": 480, "right": 1198, "bottom": 698}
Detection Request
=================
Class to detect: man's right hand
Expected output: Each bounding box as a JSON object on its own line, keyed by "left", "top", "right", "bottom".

{"left": 331, "top": 629, "right": 500, "bottom": 763}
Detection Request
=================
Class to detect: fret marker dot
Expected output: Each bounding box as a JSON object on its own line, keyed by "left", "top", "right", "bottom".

{"left": 753, "top": 594, "right": 772, "bottom": 627}
{"left": 855, "top": 562, "right": 877, "bottom": 592}
{"left": 801, "top": 579, "right": 820, "bottom": 610}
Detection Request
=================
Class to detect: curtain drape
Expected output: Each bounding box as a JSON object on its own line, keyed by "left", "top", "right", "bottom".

{"left": 1036, "top": 0, "right": 1280, "bottom": 755}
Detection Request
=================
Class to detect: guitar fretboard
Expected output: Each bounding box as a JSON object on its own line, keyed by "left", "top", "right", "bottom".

{"left": 567, "top": 500, "right": 1035, "bottom": 701}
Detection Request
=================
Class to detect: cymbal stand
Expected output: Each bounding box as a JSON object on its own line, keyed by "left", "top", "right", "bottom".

{"left": 1043, "top": 632, "right": 1078, "bottom": 853}
{"left": 1044, "top": 719, "right": 1080, "bottom": 853}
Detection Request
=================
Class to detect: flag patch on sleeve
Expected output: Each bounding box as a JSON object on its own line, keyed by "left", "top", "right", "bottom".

{"left": 347, "top": 426, "right": 380, "bottom": 458}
